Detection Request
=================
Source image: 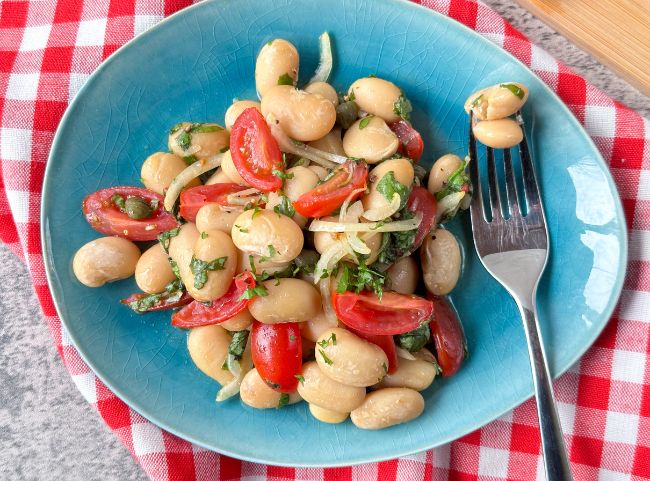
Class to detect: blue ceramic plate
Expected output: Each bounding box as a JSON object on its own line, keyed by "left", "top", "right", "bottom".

{"left": 42, "top": 0, "right": 627, "bottom": 467}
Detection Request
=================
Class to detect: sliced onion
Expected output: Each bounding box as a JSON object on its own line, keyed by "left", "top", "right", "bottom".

{"left": 216, "top": 377, "right": 243, "bottom": 402}
{"left": 309, "top": 213, "right": 422, "bottom": 233}
{"left": 437, "top": 191, "right": 466, "bottom": 222}
{"left": 396, "top": 347, "right": 416, "bottom": 361}
{"left": 216, "top": 340, "right": 251, "bottom": 402}
{"left": 226, "top": 187, "right": 262, "bottom": 205}
{"left": 363, "top": 193, "right": 401, "bottom": 221}
{"left": 308, "top": 32, "right": 333, "bottom": 84}
{"left": 267, "top": 116, "right": 344, "bottom": 168}
{"left": 226, "top": 354, "right": 241, "bottom": 378}
{"left": 338, "top": 195, "right": 369, "bottom": 255}
{"left": 164, "top": 153, "right": 225, "bottom": 211}
{"left": 319, "top": 277, "right": 338, "bottom": 326}
{"left": 314, "top": 240, "right": 347, "bottom": 282}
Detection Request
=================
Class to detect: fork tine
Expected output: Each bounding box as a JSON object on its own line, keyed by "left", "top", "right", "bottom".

{"left": 503, "top": 149, "right": 521, "bottom": 218}
{"left": 517, "top": 112, "right": 542, "bottom": 213}
{"left": 468, "top": 114, "right": 487, "bottom": 222}
{"left": 486, "top": 147, "right": 502, "bottom": 221}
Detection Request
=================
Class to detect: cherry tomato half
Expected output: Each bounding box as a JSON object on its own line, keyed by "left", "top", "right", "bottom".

{"left": 428, "top": 296, "right": 466, "bottom": 377}
{"left": 293, "top": 160, "right": 368, "bottom": 218}
{"left": 83, "top": 187, "right": 178, "bottom": 241}
{"left": 389, "top": 120, "right": 424, "bottom": 162}
{"left": 407, "top": 186, "right": 437, "bottom": 250}
{"left": 230, "top": 107, "right": 284, "bottom": 192}
{"left": 348, "top": 328, "right": 399, "bottom": 374}
{"left": 171, "top": 272, "right": 255, "bottom": 328}
{"left": 333, "top": 290, "right": 434, "bottom": 336}
{"left": 179, "top": 183, "right": 248, "bottom": 222}
{"left": 251, "top": 321, "right": 302, "bottom": 393}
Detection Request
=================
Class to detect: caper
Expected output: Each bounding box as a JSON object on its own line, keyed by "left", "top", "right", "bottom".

{"left": 125, "top": 197, "right": 153, "bottom": 219}
{"left": 336, "top": 101, "right": 359, "bottom": 129}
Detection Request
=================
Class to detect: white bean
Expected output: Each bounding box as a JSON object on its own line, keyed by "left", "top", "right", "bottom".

{"left": 350, "top": 388, "right": 424, "bottom": 429}
{"left": 73, "top": 237, "right": 140, "bottom": 288}
{"left": 342, "top": 116, "right": 398, "bottom": 163}
{"left": 309, "top": 403, "right": 349, "bottom": 424}
{"left": 135, "top": 243, "right": 175, "bottom": 294}
{"left": 255, "top": 39, "right": 299, "bottom": 98}
{"left": 297, "top": 361, "right": 366, "bottom": 413}
{"left": 472, "top": 118, "right": 523, "bottom": 149}
{"left": 248, "top": 278, "right": 321, "bottom": 324}
{"left": 427, "top": 154, "right": 463, "bottom": 195}
{"left": 348, "top": 77, "right": 402, "bottom": 122}
{"left": 231, "top": 209, "right": 303, "bottom": 263}
{"left": 421, "top": 229, "right": 461, "bottom": 295}
{"left": 240, "top": 368, "right": 302, "bottom": 409}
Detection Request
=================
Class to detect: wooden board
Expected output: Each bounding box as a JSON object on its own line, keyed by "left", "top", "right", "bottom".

{"left": 516, "top": 0, "right": 650, "bottom": 96}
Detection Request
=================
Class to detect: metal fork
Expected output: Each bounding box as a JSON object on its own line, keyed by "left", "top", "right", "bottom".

{"left": 468, "top": 113, "right": 573, "bottom": 481}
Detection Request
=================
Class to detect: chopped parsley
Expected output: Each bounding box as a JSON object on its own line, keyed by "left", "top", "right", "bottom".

{"left": 190, "top": 256, "right": 227, "bottom": 289}
{"left": 228, "top": 330, "right": 249, "bottom": 360}
{"left": 317, "top": 333, "right": 337, "bottom": 348}
{"left": 111, "top": 194, "right": 126, "bottom": 211}
{"left": 318, "top": 349, "right": 333, "bottom": 365}
{"left": 272, "top": 169, "right": 294, "bottom": 181}
{"left": 393, "top": 92, "right": 412, "bottom": 121}
{"left": 470, "top": 94, "right": 484, "bottom": 108}
{"left": 251, "top": 206, "right": 262, "bottom": 218}
{"left": 435, "top": 159, "right": 469, "bottom": 201}
{"left": 499, "top": 83, "right": 525, "bottom": 99}
{"left": 376, "top": 171, "right": 410, "bottom": 210}
{"left": 234, "top": 224, "right": 249, "bottom": 233}
{"left": 336, "top": 262, "right": 385, "bottom": 299}
{"left": 395, "top": 323, "right": 431, "bottom": 353}
{"left": 239, "top": 284, "right": 269, "bottom": 300}
{"left": 382, "top": 362, "right": 388, "bottom": 373}
{"left": 169, "top": 258, "right": 181, "bottom": 279}
{"left": 294, "top": 374, "right": 305, "bottom": 385}
{"left": 176, "top": 130, "right": 191, "bottom": 151}
{"left": 277, "top": 73, "right": 294, "bottom": 86}
{"left": 189, "top": 123, "right": 223, "bottom": 133}
{"left": 157, "top": 226, "right": 180, "bottom": 253}
{"left": 258, "top": 244, "right": 277, "bottom": 263}
{"left": 377, "top": 209, "right": 417, "bottom": 264}
{"left": 183, "top": 154, "right": 198, "bottom": 165}
{"left": 358, "top": 115, "right": 373, "bottom": 129}
{"left": 289, "top": 334, "right": 297, "bottom": 341}
{"left": 200, "top": 232, "right": 208, "bottom": 239}
{"left": 348, "top": 90, "right": 356, "bottom": 101}
{"left": 122, "top": 279, "right": 184, "bottom": 314}
{"left": 273, "top": 195, "right": 295, "bottom": 218}
{"left": 277, "top": 393, "right": 290, "bottom": 408}
{"left": 265, "top": 379, "right": 281, "bottom": 390}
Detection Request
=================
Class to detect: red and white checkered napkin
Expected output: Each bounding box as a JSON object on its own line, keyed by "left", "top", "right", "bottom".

{"left": 1, "top": 0, "right": 649, "bottom": 479}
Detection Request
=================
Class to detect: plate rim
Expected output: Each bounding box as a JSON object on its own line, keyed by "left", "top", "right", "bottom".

{"left": 41, "top": 0, "right": 628, "bottom": 467}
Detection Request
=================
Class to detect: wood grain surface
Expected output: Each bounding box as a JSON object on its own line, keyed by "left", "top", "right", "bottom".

{"left": 516, "top": 0, "right": 650, "bottom": 96}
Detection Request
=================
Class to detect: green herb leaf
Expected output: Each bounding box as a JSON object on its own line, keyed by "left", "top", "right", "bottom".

{"left": 228, "top": 330, "right": 249, "bottom": 360}
{"left": 376, "top": 171, "right": 410, "bottom": 210}
{"left": 234, "top": 224, "right": 249, "bottom": 233}
{"left": 258, "top": 245, "right": 277, "bottom": 263}
{"left": 272, "top": 169, "right": 294, "bottom": 181}
{"left": 382, "top": 362, "right": 388, "bottom": 373}
{"left": 273, "top": 195, "right": 296, "bottom": 218}
{"left": 335, "top": 262, "right": 385, "bottom": 299}
{"left": 317, "top": 333, "right": 337, "bottom": 348}
{"left": 157, "top": 226, "right": 180, "bottom": 253}
{"left": 176, "top": 130, "right": 191, "bottom": 151}
{"left": 377, "top": 209, "right": 417, "bottom": 264}
{"left": 266, "top": 39, "right": 274, "bottom": 46}
{"left": 239, "top": 284, "right": 269, "bottom": 301}
{"left": 190, "top": 256, "right": 228, "bottom": 289}
{"left": 294, "top": 374, "right": 305, "bottom": 385}
{"left": 499, "top": 83, "right": 525, "bottom": 99}
{"left": 183, "top": 154, "right": 198, "bottom": 165}
{"left": 169, "top": 123, "right": 183, "bottom": 134}
{"left": 111, "top": 194, "right": 126, "bottom": 211}
{"left": 395, "top": 323, "right": 431, "bottom": 353}
{"left": 277, "top": 393, "right": 290, "bottom": 408}
{"left": 201, "top": 232, "right": 208, "bottom": 239}
{"left": 470, "top": 94, "right": 484, "bottom": 108}
{"left": 189, "top": 123, "right": 223, "bottom": 133}
{"left": 265, "top": 379, "right": 281, "bottom": 390}
{"left": 393, "top": 93, "right": 412, "bottom": 121}
{"left": 358, "top": 115, "right": 373, "bottom": 129}
{"left": 348, "top": 90, "right": 356, "bottom": 101}
{"left": 435, "top": 159, "right": 469, "bottom": 201}
{"left": 251, "top": 206, "right": 262, "bottom": 218}
{"left": 123, "top": 279, "right": 184, "bottom": 313}
{"left": 277, "top": 73, "right": 294, "bottom": 86}
{"left": 318, "top": 349, "right": 333, "bottom": 365}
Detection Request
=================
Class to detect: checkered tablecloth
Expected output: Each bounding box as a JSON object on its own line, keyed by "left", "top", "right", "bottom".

{"left": 1, "top": 0, "right": 649, "bottom": 479}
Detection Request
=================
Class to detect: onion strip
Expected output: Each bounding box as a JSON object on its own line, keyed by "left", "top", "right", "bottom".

{"left": 396, "top": 347, "right": 417, "bottom": 361}
{"left": 226, "top": 187, "right": 262, "bottom": 206}
{"left": 308, "top": 32, "right": 333, "bottom": 84}
{"left": 164, "top": 153, "right": 224, "bottom": 211}
{"left": 309, "top": 213, "right": 422, "bottom": 233}
{"left": 319, "top": 277, "right": 338, "bottom": 326}
{"left": 313, "top": 240, "right": 347, "bottom": 282}
{"left": 363, "top": 193, "right": 401, "bottom": 221}
{"left": 216, "top": 340, "right": 251, "bottom": 402}
{"left": 267, "top": 116, "right": 344, "bottom": 168}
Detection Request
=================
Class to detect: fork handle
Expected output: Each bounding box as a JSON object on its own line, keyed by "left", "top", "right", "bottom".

{"left": 518, "top": 304, "right": 574, "bottom": 481}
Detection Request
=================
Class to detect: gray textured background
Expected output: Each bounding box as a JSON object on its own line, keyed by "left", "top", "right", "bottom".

{"left": 1, "top": 2, "right": 649, "bottom": 480}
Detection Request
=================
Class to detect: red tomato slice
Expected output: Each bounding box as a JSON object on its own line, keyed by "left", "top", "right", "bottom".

{"left": 83, "top": 187, "right": 178, "bottom": 241}
{"left": 121, "top": 291, "right": 192, "bottom": 313}
{"left": 407, "top": 186, "right": 437, "bottom": 250}
{"left": 293, "top": 160, "right": 368, "bottom": 218}
{"left": 179, "top": 183, "right": 248, "bottom": 222}
{"left": 389, "top": 120, "right": 424, "bottom": 162}
{"left": 348, "top": 328, "right": 399, "bottom": 374}
{"left": 230, "top": 108, "right": 284, "bottom": 192}
{"left": 171, "top": 272, "right": 255, "bottom": 328}
{"left": 428, "top": 296, "right": 466, "bottom": 377}
{"left": 333, "top": 290, "right": 434, "bottom": 336}
{"left": 251, "top": 321, "right": 302, "bottom": 393}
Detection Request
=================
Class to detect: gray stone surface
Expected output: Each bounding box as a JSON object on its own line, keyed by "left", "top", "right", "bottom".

{"left": 1, "top": 2, "right": 648, "bottom": 481}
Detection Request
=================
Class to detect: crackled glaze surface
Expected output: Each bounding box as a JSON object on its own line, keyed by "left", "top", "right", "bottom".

{"left": 42, "top": 0, "right": 627, "bottom": 466}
